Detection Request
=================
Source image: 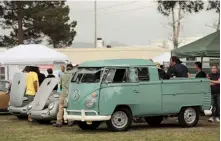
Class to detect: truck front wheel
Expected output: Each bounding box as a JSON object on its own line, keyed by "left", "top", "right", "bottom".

{"left": 77, "top": 121, "right": 101, "bottom": 130}
{"left": 145, "top": 116, "right": 163, "bottom": 126}
{"left": 106, "top": 107, "right": 132, "bottom": 132}
{"left": 178, "top": 107, "right": 199, "bottom": 127}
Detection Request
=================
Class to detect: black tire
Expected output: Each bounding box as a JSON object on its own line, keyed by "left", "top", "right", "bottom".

{"left": 178, "top": 107, "right": 199, "bottom": 127}
{"left": 106, "top": 107, "right": 132, "bottom": 132}
{"left": 16, "top": 115, "right": 27, "bottom": 120}
{"left": 78, "top": 121, "right": 101, "bottom": 130}
{"left": 145, "top": 116, "right": 163, "bottom": 126}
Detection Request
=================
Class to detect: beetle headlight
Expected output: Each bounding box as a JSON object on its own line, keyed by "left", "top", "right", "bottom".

{"left": 28, "top": 104, "right": 32, "bottom": 110}
{"left": 48, "top": 102, "right": 54, "bottom": 110}
{"left": 85, "top": 99, "right": 95, "bottom": 108}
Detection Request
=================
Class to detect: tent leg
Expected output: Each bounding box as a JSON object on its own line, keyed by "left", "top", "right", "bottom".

{"left": 201, "top": 57, "right": 203, "bottom": 63}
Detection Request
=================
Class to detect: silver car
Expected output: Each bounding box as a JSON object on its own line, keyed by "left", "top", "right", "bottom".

{"left": 27, "top": 78, "right": 60, "bottom": 122}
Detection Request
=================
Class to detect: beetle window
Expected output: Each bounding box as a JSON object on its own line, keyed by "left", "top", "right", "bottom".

{"left": 137, "top": 68, "right": 149, "bottom": 81}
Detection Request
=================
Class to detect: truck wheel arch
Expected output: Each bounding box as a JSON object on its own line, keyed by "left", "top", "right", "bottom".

{"left": 179, "top": 105, "right": 201, "bottom": 114}
{"left": 113, "top": 105, "right": 133, "bottom": 115}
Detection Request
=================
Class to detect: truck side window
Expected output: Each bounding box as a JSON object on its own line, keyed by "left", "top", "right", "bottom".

{"left": 113, "top": 69, "right": 127, "bottom": 83}
{"left": 102, "top": 69, "right": 116, "bottom": 83}
{"left": 137, "top": 68, "right": 149, "bottom": 81}
{"left": 128, "top": 68, "right": 138, "bottom": 82}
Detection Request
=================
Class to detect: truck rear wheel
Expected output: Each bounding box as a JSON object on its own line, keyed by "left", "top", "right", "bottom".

{"left": 77, "top": 121, "right": 101, "bottom": 130}
{"left": 178, "top": 107, "right": 199, "bottom": 127}
{"left": 106, "top": 107, "right": 132, "bottom": 132}
{"left": 145, "top": 116, "right": 163, "bottom": 126}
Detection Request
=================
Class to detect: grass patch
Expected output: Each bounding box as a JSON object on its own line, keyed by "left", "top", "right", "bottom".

{"left": 0, "top": 115, "right": 219, "bottom": 141}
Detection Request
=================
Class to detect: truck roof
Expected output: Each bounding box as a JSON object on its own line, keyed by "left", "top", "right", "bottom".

{"left": 79, "top": 59, "right": 155, "bottom": 67}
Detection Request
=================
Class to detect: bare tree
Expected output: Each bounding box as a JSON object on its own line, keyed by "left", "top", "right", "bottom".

{"left": 207, "top": 0, "right": 220, "bottom": 31}
{"left": 157, "top": 1, "right": 204, "bottom": 49}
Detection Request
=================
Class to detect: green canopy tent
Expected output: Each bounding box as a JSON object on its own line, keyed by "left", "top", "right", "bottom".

{"left": 172, "top": 30, "right": 220, "bottom": 60}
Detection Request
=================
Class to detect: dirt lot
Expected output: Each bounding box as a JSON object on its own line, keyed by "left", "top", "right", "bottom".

{"left": 0, "top": 115, "right": 219, "bottom": 141}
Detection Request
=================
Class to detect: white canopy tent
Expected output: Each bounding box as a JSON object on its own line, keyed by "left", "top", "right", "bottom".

{"left": 0, "top": 44, "right": 70, "bottom": 80}
{"left": 0, "top": 44, "right": 70, "bottom": 65}
{"left": 152, "top": 52, "right": 171, "bottom": 64}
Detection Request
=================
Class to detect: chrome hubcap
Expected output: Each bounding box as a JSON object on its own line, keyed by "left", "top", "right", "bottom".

{"left": 184, "top": 108, "right": 196, "bottom": 124}
{"left": 111, "top": 111, "right": 128, "bottom": 128}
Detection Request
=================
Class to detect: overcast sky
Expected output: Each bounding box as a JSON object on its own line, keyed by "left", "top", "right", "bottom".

{"left": 67, "top": 0, "right": 218, "bottom": 46}
{"left": 0, "top": 0, "right": 218, "bottom": 46}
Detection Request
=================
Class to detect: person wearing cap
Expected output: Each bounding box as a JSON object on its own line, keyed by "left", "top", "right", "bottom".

{"left": 26, "top": 66, "right": 39, "bottom": 122}
{"left": 167, "top": 56, "right": 189, "bottom": 78}
{"left": 53, "top": 63, "right": 75, "bottom": 127}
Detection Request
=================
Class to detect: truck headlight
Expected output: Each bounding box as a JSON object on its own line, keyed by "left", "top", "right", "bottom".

{"left": 48, "top": 102, "right": 54, "bottom": 110}
{"left": 85, "top": 99, "right": 95, "bottom": 108}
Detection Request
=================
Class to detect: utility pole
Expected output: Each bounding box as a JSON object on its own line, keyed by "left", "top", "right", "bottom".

{"left": 94, "top": 0, "right": 97, "bottom": 48}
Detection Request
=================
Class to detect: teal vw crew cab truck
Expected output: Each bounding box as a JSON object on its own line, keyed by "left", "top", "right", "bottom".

{"left": 64, "top": 59, "right": 211, "bottom": 132}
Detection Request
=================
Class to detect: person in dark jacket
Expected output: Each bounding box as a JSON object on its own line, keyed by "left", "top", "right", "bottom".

{"left": 46, "top": 68, "right": 58, "bottom": 91}
{"left": 167, "top": 56, "right": 189, "bottom": 78}
{"left": 208, "top": 64, "right": 220, "bottom": 122}
{"left": 194, "top": 62, "right": 206, "bottom": 78}
{"left": 156, "top": 62, "right": 169, "bottom": 80}
{"left": 33, "top": 67, "right": 45, "bottom": 86}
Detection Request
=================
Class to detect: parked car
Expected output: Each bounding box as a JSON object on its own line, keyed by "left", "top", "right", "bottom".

{"left": 8, "top": 73, "right": 29, "bottom": 119}
{"left": 0, "top": 80, "right": 10, "bottom": 112}
{"left": 27, "top": 78, "right": 60, "bottom": 123}
{"left": 64, "top": 59, "right": 212, "bottom": 132}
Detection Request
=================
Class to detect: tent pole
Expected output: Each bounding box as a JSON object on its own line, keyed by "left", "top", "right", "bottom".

{"left": 201, "top": 56, "right": 203, "bottom": 63}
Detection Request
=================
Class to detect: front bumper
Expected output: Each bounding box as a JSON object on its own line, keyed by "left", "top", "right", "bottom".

{"left": 29, "top": 102, "right": 59, "bottom": 120}
{"left": 64, "top": 108, "right": 111, "bottom": 122}
{"left": 8, "top": 105, "right": 28, "bottom": 115}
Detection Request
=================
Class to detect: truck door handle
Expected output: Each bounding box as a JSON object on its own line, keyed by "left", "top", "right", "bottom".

{"left": 133, "top": 90, "right": 139, "bottom": 93}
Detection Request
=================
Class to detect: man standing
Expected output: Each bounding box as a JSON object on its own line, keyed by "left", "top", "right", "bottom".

{"left": 208, "top": 65, "right": 220, "bottom": 122}
{"left": 194, "top": 62, "right": 207, "bottom": 78}
{"left": 37, "top": 67, "right": 45, "bottom": 86}
{"left": 58, "top": 65, "right": 65, "bottom": 92}
{"left": 46, "top": 68, "right": 58, "bottom": 91}
{"left": 26, "top": 66, "right": 39, "bottom": 122}
{"left": 53, "top": 64, "right": 74, "bottom": 127}
{"left": 167, "top": 56, "right": 189, "bottom": 78}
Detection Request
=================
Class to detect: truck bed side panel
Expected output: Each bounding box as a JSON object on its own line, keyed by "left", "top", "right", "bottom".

{"left": 162, "top": 79, "right": 211, "bottom": 114}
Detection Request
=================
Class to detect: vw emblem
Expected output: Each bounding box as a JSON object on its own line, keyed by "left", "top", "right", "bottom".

{"left": 72, "top": 89, "right": 80, "bottom": 101}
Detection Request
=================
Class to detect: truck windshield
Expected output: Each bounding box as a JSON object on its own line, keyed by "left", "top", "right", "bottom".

{"left": 72, "top": 68, "right": 103, "bottom": 83}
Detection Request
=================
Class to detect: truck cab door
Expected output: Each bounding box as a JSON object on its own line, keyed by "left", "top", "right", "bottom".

{"left": 136, "top": 67, "right": 162, "bottom": 115}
